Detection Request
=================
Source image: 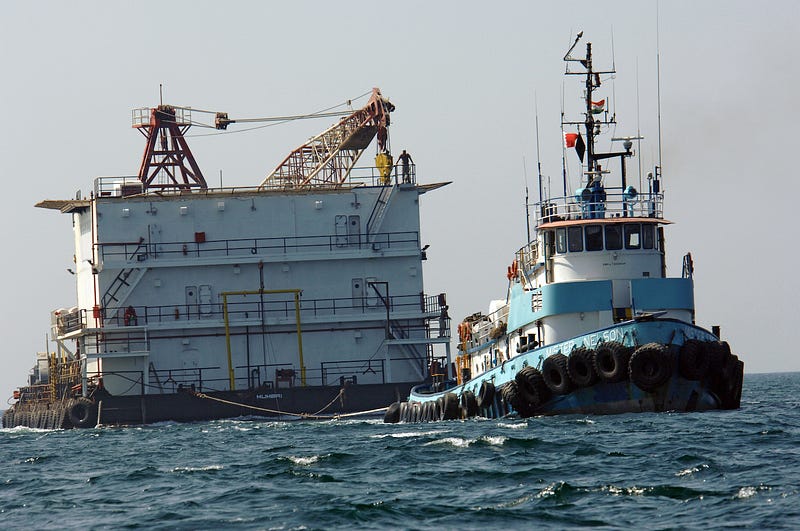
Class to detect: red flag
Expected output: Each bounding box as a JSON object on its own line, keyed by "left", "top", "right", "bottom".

{"left": 564, "top": 132, "right": 579, "bottom": 148}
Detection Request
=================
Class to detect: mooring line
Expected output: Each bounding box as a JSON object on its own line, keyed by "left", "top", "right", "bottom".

{"left": 192, "top": 390, "right": 387, "bottom": 420}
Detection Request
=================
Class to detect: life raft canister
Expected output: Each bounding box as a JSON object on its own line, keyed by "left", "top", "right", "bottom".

{"left": 506, "top": 259, "right": 519, "bottom": 280}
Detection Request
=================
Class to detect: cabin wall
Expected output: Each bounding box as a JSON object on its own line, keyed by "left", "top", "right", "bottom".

{"left": 67, "top": 185, "right": 439, "bottom": 394}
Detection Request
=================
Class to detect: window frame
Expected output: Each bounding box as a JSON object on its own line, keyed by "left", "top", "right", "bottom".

{"left": 584, "top": 224, "right": 603, "bottom": 251}
{"left": 567, "top": 226, "right": 583, "bottom": 252}
{"left": 624, "top": 223, "right": 641, "bottom": 250}
{"left": 604, "top": 224, "right": 623, "bottom": 250}
{"left": 555, "top": 228, "right": 567, "bottom": 254}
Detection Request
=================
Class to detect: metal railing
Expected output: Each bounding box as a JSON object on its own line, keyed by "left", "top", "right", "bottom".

{"left": 461, "top": 304, "right": 509, "bottom": 351}
{"left": 93, "top": 163, "right": 417, "bottom": 199}
{"left": 320, "top": 358, "right": 385, "bottom": 386}
{"left": 534, "top": 189, "right": 664, "bottom": 225}
{"left": 96, "top": 230, "right": 420, "bottom": 263}
{"left": 56, "top": 292, "right": 449, "bottom": 336}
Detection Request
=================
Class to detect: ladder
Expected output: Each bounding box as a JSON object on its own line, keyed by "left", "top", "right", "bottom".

{"left": 366, "top": 184, "right": 395, "bottom": 242}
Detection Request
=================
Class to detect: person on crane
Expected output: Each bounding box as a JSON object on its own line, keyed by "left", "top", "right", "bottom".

{"left": 397, "top": 149, "right": 414, "bottom": 183}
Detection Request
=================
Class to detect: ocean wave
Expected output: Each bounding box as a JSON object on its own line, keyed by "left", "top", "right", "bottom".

{"left": 287, "top": 455, "right": 321, "bottom": 466}
{"left": 422, "top": 435, "right": 508, "bottom": 448}
{"left": 370, "top": 430, "right": 443, "bottom": 439}
{"left": 676, "top": 464, "right": 710, "bottom": 477}
{"left": 171, "top": 465, "right": 224, "bottom": 473}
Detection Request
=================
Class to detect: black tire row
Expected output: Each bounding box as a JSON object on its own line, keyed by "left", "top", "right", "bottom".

{"left": 2, "top": 398, "right": 95, "bottom": 429}
{"left": 384, "top": 339, "right": 741, "bottom": 422}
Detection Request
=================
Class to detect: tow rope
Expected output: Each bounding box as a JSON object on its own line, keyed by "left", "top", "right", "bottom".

{"left": 191, "top": 390, "right": 388, "bottom": 420}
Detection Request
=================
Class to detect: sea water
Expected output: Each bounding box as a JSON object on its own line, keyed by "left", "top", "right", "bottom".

{"left": 1, "top": 373, "right": 799, "bottom": 529}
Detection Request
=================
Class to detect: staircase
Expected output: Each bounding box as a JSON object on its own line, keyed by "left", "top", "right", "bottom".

{"left": 101, "top": 241, "right": 150, "bottom": 320}
{"left": 366, "top": 184, "right": 395, "bottom": 242}
{"left": 102, "top": 266, "right": 148, "bottom": 319}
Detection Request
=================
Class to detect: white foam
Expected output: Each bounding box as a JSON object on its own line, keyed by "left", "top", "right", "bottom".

{"left": 676, "top": 464, "right": 708, "bottom": 477}
{"left": 736, "top": 486, "right": 757, "bottom": 499}
{"left": 370, "top": 430, "right": 443, "bottom": 439}
{"left": 423, "top": 437, "right": 473, "bottom": 447}
{"left": 497, "top": 422, "right": 527, "bottom": 429}
{"left": 171, "top": 465, "right": 224, "bottom": 473}
{"left": 481, "top": 435, "right": 507, "bottom": 445}
{"left": 288, "top": 455, "right": 320, "bottom": 465}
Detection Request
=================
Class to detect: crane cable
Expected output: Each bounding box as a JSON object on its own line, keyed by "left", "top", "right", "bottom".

{"left": 179, "top": 89, "right": 374, "bottom": 138}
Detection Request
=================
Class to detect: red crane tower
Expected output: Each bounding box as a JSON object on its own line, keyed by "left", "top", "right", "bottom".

{"left": 133, "top": 105, "right": 207, "bottom": 191}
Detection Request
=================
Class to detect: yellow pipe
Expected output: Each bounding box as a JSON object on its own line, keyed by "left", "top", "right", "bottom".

{"left": 223, "top": 294, "right": 235, "bottom": 390}
{"left": 221, "top": 288, "right": 306, "bottom": 390}
{"left": 294, "top": 291, "right": 306, "bottom": 385}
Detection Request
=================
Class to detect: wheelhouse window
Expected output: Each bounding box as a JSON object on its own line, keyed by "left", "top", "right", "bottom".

{"left": 642, "top": 224, "right": 655, "bottom": 249}
{"left": 625, "top": 224, "right": 641, "bottom": 249}
{"left": 567, "top": 226, "right": 583, "bottom": 252}
{"left": 604, "top": 224, "right": 622, "bottom": 250}
{"left": 585, "top": 225, "right": 603, "bottom": 251}
{"left": 556, "top": 228, "right": 567, "bottom": 254}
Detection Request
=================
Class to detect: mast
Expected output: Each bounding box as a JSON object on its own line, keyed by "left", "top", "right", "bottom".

{"left": 584, "top": 42, "right": 596, "bottom": 182}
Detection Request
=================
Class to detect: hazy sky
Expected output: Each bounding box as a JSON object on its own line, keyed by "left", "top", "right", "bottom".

{"left": 1, "top": 1, "right": 796, "bottom": 398}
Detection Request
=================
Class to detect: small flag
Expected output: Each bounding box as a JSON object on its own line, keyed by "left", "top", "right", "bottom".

{"left": 564, "top": 132, "right": 579, "bottom": 148}
{"left": 590, "top": 99, "right": 605, "bottom": 114}
{"left": 575, "top": 134, "right": 586, "bottom": 162}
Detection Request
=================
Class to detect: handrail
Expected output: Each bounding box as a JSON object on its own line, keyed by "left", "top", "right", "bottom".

{"left": 93, "top": 164, "right": 416, "bottom": 198}
{"left": 56, "top": 292, "right": 449, "bottom": 335}
{"left": 534, "top": 189, "right": 664, "bottom": 225}
{"left": 95, "top": 230, "right": 420, "bottom": 263}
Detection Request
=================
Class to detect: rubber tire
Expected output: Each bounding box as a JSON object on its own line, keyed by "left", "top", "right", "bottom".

{"left": 423, "top": 401, "right": 434, "bottom": 422}
{"left": 68, "top": 398, "right": 97, "bottom": 429}
{"left": 383, "top": 402, "right": 401, "bottom": 423}
{"left": 542, "top": 353, "right": 573, "bottom": 395}
{"left": 629, "top": 343, "right": 674, "bottom": 391}
{"left": 2, "top": 408, "right": 14, "bottom": 428}
{"left": 568, "top": 347, "right": 598, "bottom": 388}
{"left": 500, "top": 380, "right": 533, "bottom": 418}
{"left": 515, "top": 366, "right": 550, "bottom": 408}
{"left": 460, "top": 391, "right": 479, "bottom": 418}
{"left": 430, "top": 399, "right": 441, "bottom": 421}
{"left": 594, "top": 341, "right": 631, "bottom": 383}
{"left": 476, "top": 381, "right": 495, "bottom": 409}
{"left": 679, "top": 339, "right": 710, "bottom": 380}
{"left": 398, "top": 402, "right": 408, "bottom": 422}
{"left": 439, "top": 393, "right": 460, "bottom": 420}
{"left": 412, "top": 403, "right": 423, "bottom": 423}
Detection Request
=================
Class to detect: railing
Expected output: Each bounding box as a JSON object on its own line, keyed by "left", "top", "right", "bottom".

{"left": 81, "top": 332, "right": 149, "bottom": 357}
{"left": 78, "top": 350, "right": 427, "bottom": 396}
{"left": 96, "top": 230, "right": 420, "bottom": 263}
{"left": 57, "top": 292, "right": 449, "bottom": 336}
{"left": 515, "top": 240, "right": 541, "bottom": 276}
{"left": 15, "top": 384, "right": 54, "bottom": 403}
{"left": 55, "top": 308, "right": 85, "bottom": 335}
{"left": 534, "top": 189, "right": 664, "bottom": 225}
{"left": 93, "top": 163, "right": 417, "bottom": 199}
{"left": 321, "top": 359, "right": 385, "bottom": 386}
{"left": 465, "top": 304, "right": 509, "bottom": 350}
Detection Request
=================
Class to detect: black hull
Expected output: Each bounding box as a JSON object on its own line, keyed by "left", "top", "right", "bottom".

{"left": 3, "top": 382, "right": 415, "bottom": 429}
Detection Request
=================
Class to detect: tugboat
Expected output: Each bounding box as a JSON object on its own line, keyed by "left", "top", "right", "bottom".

{"left": 3, "top": 88, "right": 452, "bottom": 428}
{"left": 385, "top": 34, "right": 744, "bottom": 423}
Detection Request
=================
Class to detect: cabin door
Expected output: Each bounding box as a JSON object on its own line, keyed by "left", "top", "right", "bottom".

{"left": 198, "top": 285, "right": 213, "bottom": 318}
{"left": 348, "top": 215, "right": 361, "bottom": 246}
{"left": 352, "top": 278, "right": 364, "bottom": 309}
{"left": 335, "top": 215, "right": 348, "bottom": 247}
{"left": 185, "top": 286, "right": 197, "bottom": 318}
